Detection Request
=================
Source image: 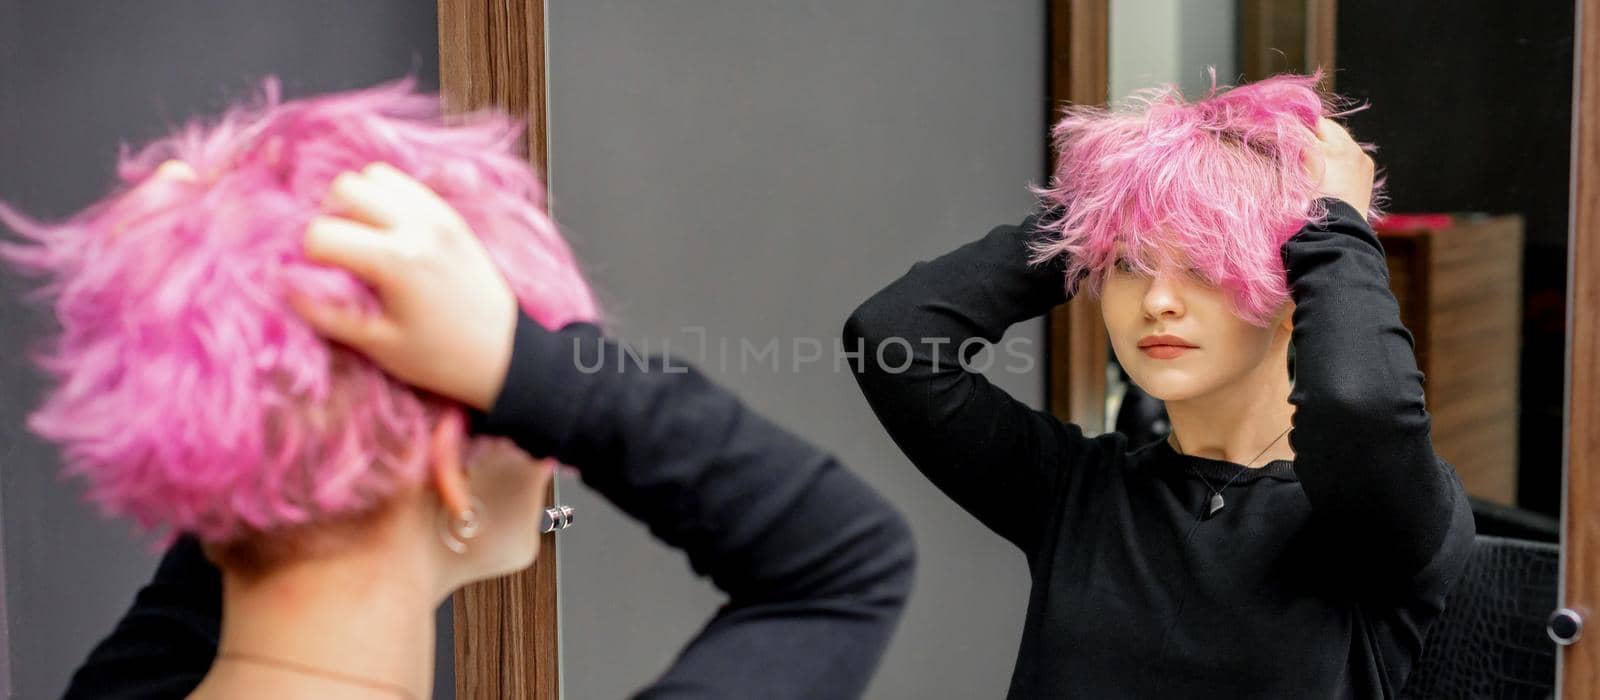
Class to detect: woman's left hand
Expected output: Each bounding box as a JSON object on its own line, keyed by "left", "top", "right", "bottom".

{"left": 1305, "top": 117, "right": 1376, "bottom": 215}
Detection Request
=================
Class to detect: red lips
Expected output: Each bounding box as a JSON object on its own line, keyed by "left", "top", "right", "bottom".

{"left": 1137, "top": 334, "right": 1196, "bottom": 349}
{"left": 1138, "top": 334, "right": 1196, "bottom": 360}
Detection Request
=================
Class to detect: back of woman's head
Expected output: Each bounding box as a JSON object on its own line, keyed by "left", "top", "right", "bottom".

{"left": 1, "top": 77, "right": 599, "bottom": 551}
{"left": 1030, "top": 70, "right": 1382, "bottom": 327}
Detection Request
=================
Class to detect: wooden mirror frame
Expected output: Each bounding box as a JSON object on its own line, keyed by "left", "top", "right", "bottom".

{"left": 1045, "top": 0, "right": 1600, "bottom": 694}
{"left": 1044, "top": 0, "right": 1111, "bottom": 431}
{"left": 437, "top": 1, "right": 561, "bottom": 698}
{"left": 1565, "top": 0, "right": 1600, "bottom": 691}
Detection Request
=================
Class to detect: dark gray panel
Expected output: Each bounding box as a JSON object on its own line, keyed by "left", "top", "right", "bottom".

{"left": 547, "top": 2, "right": 1046, "bottom": 697}
{"left": 0, "top": 2, "right": 444, "bottom": 697}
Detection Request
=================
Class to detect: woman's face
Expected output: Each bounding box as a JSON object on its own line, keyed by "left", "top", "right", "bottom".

{"left": 1099, "top": 246, "right": 1291, "bottom": 402}
{"left": 446, "top": 438, "right": 557, "bottom": 584}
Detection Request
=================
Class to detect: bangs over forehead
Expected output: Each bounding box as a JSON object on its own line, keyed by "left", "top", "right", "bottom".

{"left": 1028, "top": 70, "right": 1381, "bottom": 326}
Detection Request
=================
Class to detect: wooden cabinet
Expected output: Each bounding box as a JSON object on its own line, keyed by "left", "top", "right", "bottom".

{"left": 1377, "top": 214, "right": 1524, "bottom": 506}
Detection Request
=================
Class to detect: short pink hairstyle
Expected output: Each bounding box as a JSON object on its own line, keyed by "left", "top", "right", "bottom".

{"left": 1, "top": 77, "right": 600, "bottom": 544}
{"left": 1029, "top": 71, "right": 1383, "bottom": 327}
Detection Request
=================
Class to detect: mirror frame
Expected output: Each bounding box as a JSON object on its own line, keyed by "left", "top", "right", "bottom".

{"left": 437, "top": 0, "right": 561, "bottom": 697}
{"left": 1044, "top": 0, "right": 1110, "bottom": 431}
{"left": 1566, "top": 0, "right": 1600, "bottom": 693}
{"left": 1044, "top": 0, "right": 1600, "bottom": 695}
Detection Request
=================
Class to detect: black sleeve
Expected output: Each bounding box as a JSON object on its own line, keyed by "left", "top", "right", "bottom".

{"left": 61, "top": 536, "right": 220, "bottom": 700}
{"left": 841, "top": 216, "right": 1099, "bottom": 552}
{"left": 469, "top": 314, "right": 917, "bottom": 700}
{"left": 69, "top": 315, "right": 915, "bottom": 700}
{"left": 1283, "top": 198, "right": 1476, "bottom": 594}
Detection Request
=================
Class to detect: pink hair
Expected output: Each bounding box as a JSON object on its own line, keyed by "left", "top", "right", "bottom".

{"left": 1, "top": 77, "right": 600, "bottom": 543}
{"left": 1029, "top": 70, "right": 1384, "bottom": 327}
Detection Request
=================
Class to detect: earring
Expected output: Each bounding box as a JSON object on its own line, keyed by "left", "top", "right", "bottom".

{"left": 438, "top": 496, "right": 486, "bottom": 555}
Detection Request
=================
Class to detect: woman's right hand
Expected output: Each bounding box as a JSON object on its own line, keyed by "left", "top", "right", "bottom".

{"left": 1305, "top": 117, "right": 1376, "bottom": 216}
{"left": 289, "top": 162, "right": 519, "bottom": 412}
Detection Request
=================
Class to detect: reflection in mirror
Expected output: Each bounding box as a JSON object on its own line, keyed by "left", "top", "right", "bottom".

{"left": 1104, "top": 0, "right": 1571, "bottom": 536}
{"left": 1097, "top": 2, "right": 1574, "bottom": 695}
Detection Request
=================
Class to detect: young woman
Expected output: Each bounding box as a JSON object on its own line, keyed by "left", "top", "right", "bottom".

{"left": 844, "top": 74, "right": 1475, "bottom": 697}
{"left": 5, "top": 79, "right": 914, "bottom": 699}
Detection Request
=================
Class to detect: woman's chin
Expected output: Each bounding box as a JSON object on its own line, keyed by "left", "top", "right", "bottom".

{"left": 1129, "top": 376, "right": 1205, "bottom": 403}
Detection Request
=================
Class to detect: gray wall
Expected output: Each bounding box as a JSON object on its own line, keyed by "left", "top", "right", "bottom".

{"left": 0, "top": 4, "right": 444, "bottom": 698}
{"left": 546, "top": 2, "right": 1046, "bottom": 697}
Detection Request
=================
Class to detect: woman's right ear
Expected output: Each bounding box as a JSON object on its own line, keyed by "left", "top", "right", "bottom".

{"left": 429, "top": 407, "right": 472, "bottom": 519}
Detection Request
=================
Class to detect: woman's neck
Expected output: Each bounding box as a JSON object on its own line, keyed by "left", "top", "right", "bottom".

{"left": 189, "top": 540, "right": 443, "bottom": 700}
{"left": 1162, "top": 357, "right": 1298, "bottom": 468}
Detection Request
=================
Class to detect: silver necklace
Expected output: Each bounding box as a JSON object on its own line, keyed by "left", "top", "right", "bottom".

{"left": 1172, "top": 426, "right": 1292, "bottom": 517}
{"left": 216, "top": 651, "right": 417, "bottom": 700}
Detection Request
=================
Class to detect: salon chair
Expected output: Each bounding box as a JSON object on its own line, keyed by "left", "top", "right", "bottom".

{"left": 1401, "top": 535, "right": 1559, "bottom": 699}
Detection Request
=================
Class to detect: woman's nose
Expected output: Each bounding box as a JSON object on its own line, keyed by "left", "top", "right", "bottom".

{"left": 1141, "top": 271, "right": 1186, "bottom": 317}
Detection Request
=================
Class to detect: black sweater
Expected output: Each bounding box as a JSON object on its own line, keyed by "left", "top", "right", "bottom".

{"left": 843, "top": 198, "right": 1475, "bottom": 698}
{"left": 62, "top": 315, "right": 916, "bottom": 699}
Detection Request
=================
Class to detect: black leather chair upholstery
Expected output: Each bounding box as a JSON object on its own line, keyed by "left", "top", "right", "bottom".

{"left": 1401, "top": 535, "right": 1560, "bottom": 699}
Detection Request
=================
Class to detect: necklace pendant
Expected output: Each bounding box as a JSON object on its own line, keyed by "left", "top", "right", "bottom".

{"left": 1208, "top": 493, "right": 1225, "bottom": 516}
